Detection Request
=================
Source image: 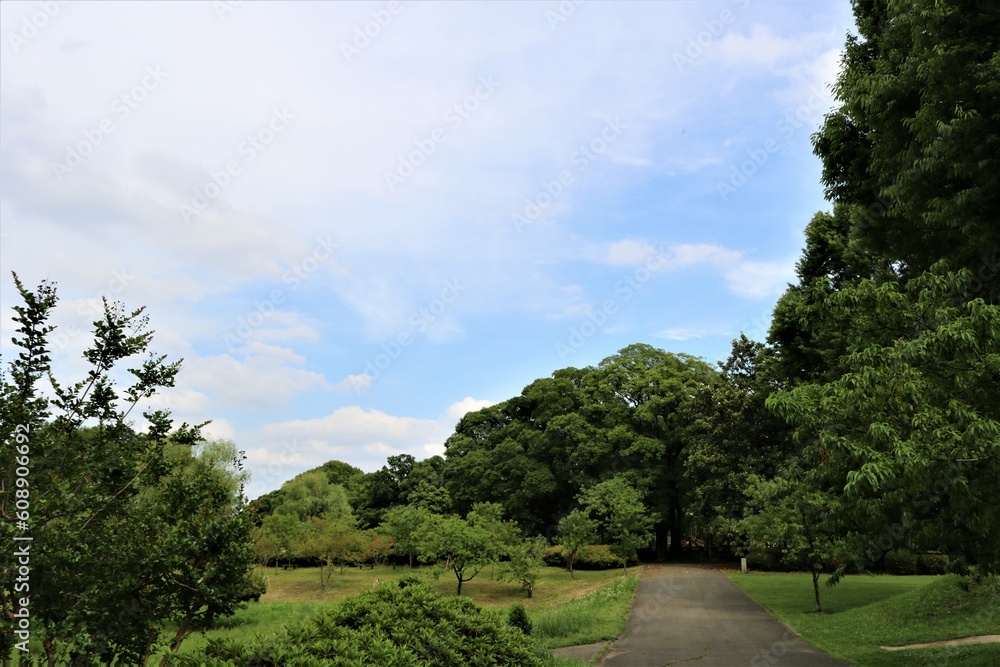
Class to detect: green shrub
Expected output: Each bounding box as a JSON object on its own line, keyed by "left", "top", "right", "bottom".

{"left": 542, "top": 544, "right": 635, "bottom": 570}
{"left": 916, "top": 552, "right": 950, "bottom": 575}
{"left": 541, "top": 545, "right": 564, "bottom": 567}
{"left": 396, "top": 573, "right": 424, "bottom": 588}
{"left": 508, "top": 604, "right": 533, "bottom": 636}
{"left": 744, "top": 547, "right": 783, "bottom": 572}
{"left": 884, "top": 549, "right": 918, "bottom": 575}
{"left": 576, "top": 545, "right": 632, "bottom": 570}
{"left": 238, "top": 569, "right": 268, "bottom": 604}
{"left": 171, "top": 581, "right": 553, "bottom": 666}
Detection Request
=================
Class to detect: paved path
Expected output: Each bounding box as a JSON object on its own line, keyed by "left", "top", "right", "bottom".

{"left": 597, "top": 565, "right": 851, "bottom": 667}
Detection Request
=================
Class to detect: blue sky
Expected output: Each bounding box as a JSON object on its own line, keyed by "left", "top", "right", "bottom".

{"left": 0, "top": 0, "right": 855, "bottom": 498}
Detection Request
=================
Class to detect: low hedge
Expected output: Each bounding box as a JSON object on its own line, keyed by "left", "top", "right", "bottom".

{"left": 542, "top": 544, "right": 636, "bottom": 570}
{"left": 743, "top": 546, "right": 950, "bottom": 575}
{"left": 884, "top": 549, "right": 918, "bottom": 575}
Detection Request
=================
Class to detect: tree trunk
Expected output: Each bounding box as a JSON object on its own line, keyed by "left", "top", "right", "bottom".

{"left": 655, "top": 522, "right": 669, "bottom": 560}
{"left": 163, "top": 597, "right": 201, "bottom": 662}
{"left": 142, "top": 627, "right": 158, "bottom": 666}
{"left": 669, "top": 499, "right": 684, "bottom": 558}
{"left": 811, "top": 567, "right": 822, "bottom": 613}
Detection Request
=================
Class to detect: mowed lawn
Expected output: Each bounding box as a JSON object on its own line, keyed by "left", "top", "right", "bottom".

{"left": 727, "top": 572, "right": 1000, "bottom": 667}
{"left": 164, "top": 564, "right": 638, "bottom": 659}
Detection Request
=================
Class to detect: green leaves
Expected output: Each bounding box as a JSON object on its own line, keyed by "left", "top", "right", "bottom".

{"left": 577, "top": 476, "right": 655, "bottom": 569}
{"left": 814, "top": 0, "right": 1000, "bottom": 287}
{"left": 186, "top": 581, "right": 551, "bottom": 666}
{"left": 0, "top": 277, "right": 255, "bottom": 664}
{"left": 769, "top": 264, "right": 1000, "bottom": 574}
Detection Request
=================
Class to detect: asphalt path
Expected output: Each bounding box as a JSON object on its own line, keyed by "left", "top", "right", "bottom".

{"left": 596, "top": 565, "right": 852, "bottom": 667}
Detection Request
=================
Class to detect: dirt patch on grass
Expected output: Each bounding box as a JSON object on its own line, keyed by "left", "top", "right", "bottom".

{"left": 881, "top": 634, "right": 1000, "bottom": 651}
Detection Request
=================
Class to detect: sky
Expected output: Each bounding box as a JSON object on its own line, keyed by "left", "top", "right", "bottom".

{"left": 0, "top": 0, "right": 856, "bottom": 499}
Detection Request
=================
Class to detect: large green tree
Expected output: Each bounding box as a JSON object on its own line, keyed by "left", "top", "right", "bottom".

{"left": 685, "top": 336, "right": 796, "bottom": 557}
{"left": 442, "top": 345, "right": 715, "bottom": 553}
{"left": 768, "top": 266, "right": 1000, "bottom": 574}
{"left": 813, "top": 0, "right": 1000, "bottom": 290}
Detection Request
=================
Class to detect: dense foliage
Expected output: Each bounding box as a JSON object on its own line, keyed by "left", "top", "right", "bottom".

{"left": 0, "top": 276, "right": 256, "bottom": 666}
{"left": 173, "top": 580, "right": 552, "bottom": 666}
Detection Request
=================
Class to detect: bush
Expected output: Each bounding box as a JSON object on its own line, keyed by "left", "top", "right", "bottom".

{"left": 508, "top": 604, "right": 532, "bottom": 636}
{"left": 396, "top": 573, "right": 424, "bottom": 588}
{"left": 916, "top": 553, "right": 950, "bottom": 575}
{"left": 542, "top": 545, "right": 635, "bottom": 570}
{"left": 576, "top": 545, "right": 632, "bottom": 570}
{"left": 542, "top": 546, "right": 564, "bottom": 567}
{"left": 744, "top": 547, "right": 784, "bottom": 572}
{"left": 173, "top": 581, "right": 554, "bottom": 666}
{"left": 884, "top": 549, "right": 918, "bottom": 575}
{"left": 238, "top": 569, "right": 268, "bottom": 603}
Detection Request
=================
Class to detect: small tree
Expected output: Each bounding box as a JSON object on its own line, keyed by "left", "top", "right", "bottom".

{"left": 741, "top": 469, "right": 847, "bottom": 613}
{"left": 364, "top": 530, "right": 394, "bottom": 569}
{"left": 578, "top": 476, "right": 656, "bottom": 575}
{"left": 499, "top": 536, "right": 547, "bottom": 598}
{"left": 256, "top": 512, "right": 303, "bottom": 571}
{"left": 380, "top": 505, "right": 435, "bottom": 568}
{"left": 556, "top": 510, "right": 598, "bottom": 578}
{"left": 417, "top": 514, "right": 497, "bottom": 595}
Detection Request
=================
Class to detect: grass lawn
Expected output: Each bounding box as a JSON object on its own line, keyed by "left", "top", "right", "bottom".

{"left": 728, "top": 571, "right": 1000, "bottom": 667}
{"left": 160, "top": 564, "right": 638, "bottom": 661}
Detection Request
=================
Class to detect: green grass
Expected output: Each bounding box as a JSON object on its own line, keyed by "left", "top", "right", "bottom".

{"left": 728, "top": 572, "right": 1000, "bottom": 667}
{"left": 531, "top": 574, "right": 639, "bottom": 650}
{"left": 252, "top": 563, "right": 624, "bottom": 608}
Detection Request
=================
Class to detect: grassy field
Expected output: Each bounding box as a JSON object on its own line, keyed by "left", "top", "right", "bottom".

{"left": 532, "top": 574, "right": 638, "bottom": 649}
{"left": 161, "top": 564, "right": 638, "bottom": 660}
{"left": 728, "top": 572, "right": 1000, "bottom": 667}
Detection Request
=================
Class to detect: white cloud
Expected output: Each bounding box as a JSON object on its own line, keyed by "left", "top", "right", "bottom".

{"left": 244, "top": 397, "right": 495, "bottom": 496}
{"left": 653, "top": 327, "right": 713, "bottom": 341}
{"left": 185, "top": 351, "right": 330, "bottom": 411}
{"left": 336, "top": 373, "right": 372, "bottom": 393}
{"left": 723, "top": 260, "right": 796, "bottom": 299}
{"left": 446, "top": 396, "right": 496, "bottom": 422}
{"left": 606, "top": 239, "right": 658, "bottom": 266}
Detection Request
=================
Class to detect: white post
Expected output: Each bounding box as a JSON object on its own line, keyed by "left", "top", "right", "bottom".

{"left": 741, "top": 557, "right": 748, "bottom": 573}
